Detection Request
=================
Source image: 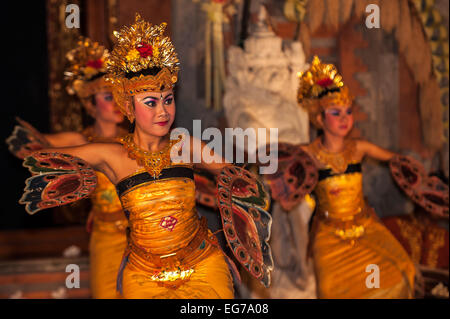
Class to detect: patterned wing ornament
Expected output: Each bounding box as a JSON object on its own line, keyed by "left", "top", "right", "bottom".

{"left": 6, "top": 117, "right": 50, "bottom": 159}
{"left": 217, "top": 165, "right": 273, "bottom": 287}
{"left": 262, "top": 143, "right": 318, "bottom": 211}
{"left": 390, "top": 155, "right": 449, "bottom": 219}
{"left": 194, "top": 168, "right": 218, "bottom": 209}
{"left": 20, "top": 152, "right": 97, "bottom": 215}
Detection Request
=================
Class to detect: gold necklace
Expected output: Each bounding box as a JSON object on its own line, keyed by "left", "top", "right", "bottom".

{"left": 309, "top": 138, "right": 356, "bottom": 174}
{"left": 119, "top": 134, "right": 178, "bottom": 178}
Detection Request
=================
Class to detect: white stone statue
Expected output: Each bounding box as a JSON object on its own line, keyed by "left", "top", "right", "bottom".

{"left": 224, "top": 6, "right": 309, "bottom": 148}
{"left": 223, "top": 5, "right": 316, "bottom": 299}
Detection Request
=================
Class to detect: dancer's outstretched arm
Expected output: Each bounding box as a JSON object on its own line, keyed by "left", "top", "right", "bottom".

{"left": 36, "top": 142, "right": 121, "bottom": 183}
{"left": 43, "top": 132, "right": 88, "bottom": 148}
{"left": 357, "top": 139, "right": 397, "bottom": 162}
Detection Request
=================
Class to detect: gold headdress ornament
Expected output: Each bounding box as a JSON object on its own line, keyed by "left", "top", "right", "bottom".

{"left": 106, "top": 13, "right": 180, "bottom": 122}
{"left": 64, "top": 37, "right": 111, "bottom": 100}
{"left": 297, "top": 56, "right": 353, "bottom": 128}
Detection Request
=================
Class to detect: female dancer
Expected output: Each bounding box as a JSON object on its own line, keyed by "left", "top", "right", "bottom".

{"left": 7, "top": 37, "right": 127, "bottom": 298}
{"left": 19, "top": 15, "right": 272, "bottom": 298}
{"left": 293, "top": 56, "right": 415, "bottom": 298}
{"left": 64, "top": 38, "right": 128, "bottom": 299}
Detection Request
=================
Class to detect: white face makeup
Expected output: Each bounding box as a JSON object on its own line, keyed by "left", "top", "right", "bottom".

{"left": 133, "top": 90, "right": 176, "bottom": 137}
{"left": 321, "top": 104, "right": 354, "bottom": 137}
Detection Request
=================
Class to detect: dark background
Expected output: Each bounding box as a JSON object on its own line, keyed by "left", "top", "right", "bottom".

{"left": 0, "top": 1, "right": 52, "bottom": 229}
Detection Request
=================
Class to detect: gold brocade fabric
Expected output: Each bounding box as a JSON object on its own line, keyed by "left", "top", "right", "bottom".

{"left": 92, "top": 171, "right": 123, "bottom": 213}
{"left": 89, "top": 171, "right": 127, "bottom": 299}
{"left": 119, "top": 171, "right": 233, "bottom": 299}
{"left": 122, "top": 247, "right": 234, "bottom": 299}
{"left": 91, "top": 171, "right": 128, "bottom": 233}
{"left": 120, "top": 175, "right": 199, "bottom": 256}
{"left": 311, "top": 170, "right": 415, "bottom": 298}
{"left": 315, "top": 173, "right": 364, "bottom": 220}
{"left": 89, "top": 229, "right": 127, "bottom": 299}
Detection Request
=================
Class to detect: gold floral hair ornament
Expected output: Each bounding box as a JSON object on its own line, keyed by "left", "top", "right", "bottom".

{"left": 297, "top": 56, "right": 353, "bottom": 128}
{"left": 64, "top": 37, "right": 112, "bottom": 100}
{"left": 106, "top": 13, "right": 180, "bottom": 122}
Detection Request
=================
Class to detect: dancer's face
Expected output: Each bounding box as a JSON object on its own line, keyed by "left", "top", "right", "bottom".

{"left": 93, "top": 91, "right": 124, "bottom": 123}
{"left": 133, "top": 90, "right": 175, "bottom": 137}
{"left": 320, "top": 103, "right": 354, "bottom": 137}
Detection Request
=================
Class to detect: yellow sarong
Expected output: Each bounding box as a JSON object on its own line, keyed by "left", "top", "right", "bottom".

{"left": 311, "top": 171, "right": 415, "bottom": 298}
{"left": 89, "top": 171, "right": 127, "bottom": 299}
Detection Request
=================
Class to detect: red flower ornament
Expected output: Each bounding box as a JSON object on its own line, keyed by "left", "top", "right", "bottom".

{"left": 136, "top": 43, "right": 153, "bottom": 58}
{"left": 86, "top": 59, "right": 103, "bottom": 69}
{"left": 317, "top": 78, "right": 334, "bottom": 88}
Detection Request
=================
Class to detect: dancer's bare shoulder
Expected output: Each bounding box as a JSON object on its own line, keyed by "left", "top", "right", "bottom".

{"left": 90, "top": 141, "right": 141, "bottom": 184}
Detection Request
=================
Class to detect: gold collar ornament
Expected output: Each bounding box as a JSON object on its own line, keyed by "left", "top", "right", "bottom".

{"left": 64, "top": 37, "right": 111, "bottom": 100}
{"left": 297, "top": 56, "right": 353, "bottom": 128}
{"left": 119, "top": 134, "right": 179, "bottom": 178}
{"left": 309, "top": 138, "right": 357, "bottom": 174}
{"left": 106, "top": 13, "right": 180, "bottom": 123}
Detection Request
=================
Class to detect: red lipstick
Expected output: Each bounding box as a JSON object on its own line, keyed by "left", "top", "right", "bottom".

{"left": 156, "top": 121, "right": 169, "bottom": 126}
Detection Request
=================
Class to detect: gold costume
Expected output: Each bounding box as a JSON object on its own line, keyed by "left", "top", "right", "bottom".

{"left": 307, "top": 139, "right": 415, "bottom": 299}
{"left": 89, "top": 171, "right": 128, "bottom": 299}
{"left": 116, "top": 165, "right": 234, "bottom": 299}
{"left": 64, "top": 37, "right": 127, "bottom": 299}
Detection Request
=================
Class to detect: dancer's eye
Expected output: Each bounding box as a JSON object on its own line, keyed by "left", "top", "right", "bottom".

{"left": 328, "top": 109, "right": 340, "bottom": 117}
{"left": 143, "top": 98, "right": 157, "bottom": 107}
{"left": 346, "top": 108, "right": 353, "bottom": 115}
{"left": 164, "top": 98, "right": 173, "bottom": 105}
{"left": 104, "top": 94, "right": 113, "bottom": 102}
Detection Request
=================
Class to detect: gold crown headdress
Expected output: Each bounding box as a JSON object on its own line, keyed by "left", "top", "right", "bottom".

{"left": 64, "top": 37, "right": 111, "bottom": 100}
{"left": 106, "top": 13, "right": 180, "bottom": 122}
{"left": 297, "top": 56, "right": 353, "bottom": 128}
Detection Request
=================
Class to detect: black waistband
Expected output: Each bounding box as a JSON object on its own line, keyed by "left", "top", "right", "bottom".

{"left": 116, "top": 166, "right": 194, "bottom": 197}
{"left": 318, "top": 163, "right": 362, "bottom": 181}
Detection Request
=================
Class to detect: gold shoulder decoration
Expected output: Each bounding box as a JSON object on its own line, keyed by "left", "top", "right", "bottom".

{"left": 106, "top": 13, "right": 180, "bottom": 122}
{"left": 119, "top": 134, "right": 180, "bottom": 178}
{"left": 297, "top": 56, "right": 353, "bottom": 128}
{"left": 308, "top": 138, "right": 357, "bottom": 174}
{"left": 64, "top": 37, "right": 111, "bottom": 99}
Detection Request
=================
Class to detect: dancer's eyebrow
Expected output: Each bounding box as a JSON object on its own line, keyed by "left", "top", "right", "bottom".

{"left": 142, "top": 93, "right": 173, "bottom": 101}
{"left": 142, "top": 95, "right": 159, "bottom": 101}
